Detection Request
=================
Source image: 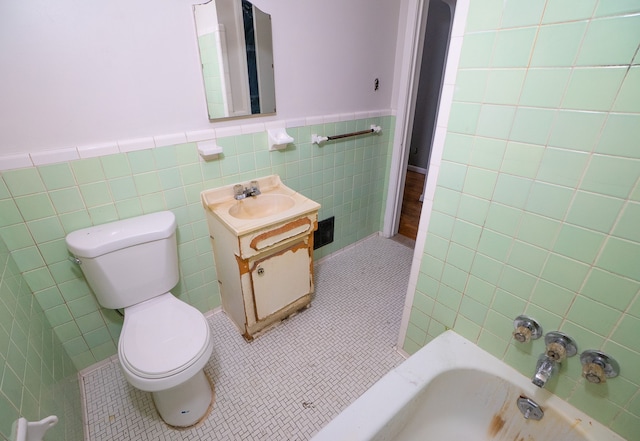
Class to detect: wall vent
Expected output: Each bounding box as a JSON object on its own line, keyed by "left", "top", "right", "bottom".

{"left": 314, "top": 216, "right": 334, "bottom": 250}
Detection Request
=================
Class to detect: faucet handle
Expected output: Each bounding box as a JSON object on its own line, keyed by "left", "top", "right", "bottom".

{"left": 544, "top": 331, "right": 578, "bottom": 362}
{"left": 513, "top": 315, "right": 543, "bottom": 343}
{"left": 582, "top": 362, "right": 606, "bottom": 384}
{"left": 580, "top": 350, "right": 619, "bottom": 384}
{"left": 546, "top": 342, "right": 567, "bottom": 361}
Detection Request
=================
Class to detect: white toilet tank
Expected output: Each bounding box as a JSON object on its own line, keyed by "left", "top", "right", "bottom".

{"left": 66, "top": 211, "right": 180, "bottom": 309}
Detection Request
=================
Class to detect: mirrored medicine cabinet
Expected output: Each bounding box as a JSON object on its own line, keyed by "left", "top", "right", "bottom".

{"left": 193, "top": 0, "right": 276, "bottom": 121}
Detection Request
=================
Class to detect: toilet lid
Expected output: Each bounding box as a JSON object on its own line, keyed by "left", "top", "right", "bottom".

{"left": 119, "top": 293, "right": 210, "bottom": 379}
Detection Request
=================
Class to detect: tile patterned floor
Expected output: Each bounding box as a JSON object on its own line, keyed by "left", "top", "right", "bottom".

{"left": 82, "top": 235, "right": 412, "bottom": 440}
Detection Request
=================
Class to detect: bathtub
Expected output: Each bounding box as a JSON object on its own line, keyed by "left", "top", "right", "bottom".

{"left": 312, "top": 331, "right": 625, "bottom": 441}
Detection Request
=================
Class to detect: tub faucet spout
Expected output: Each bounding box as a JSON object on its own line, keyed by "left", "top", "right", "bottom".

{"left": 532, "top": 354, "right": 558, "bottom": 388}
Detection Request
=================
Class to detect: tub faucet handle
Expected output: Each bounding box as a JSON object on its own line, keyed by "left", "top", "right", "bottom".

{"left": 513, "top": 315, "right": 543, "bottom": 343}
{"left": 580, "top": 350, "right": 619, "bottom": 384}
{"left": 546, "top": 342, "right": 566, "bottom": 362}
{"left": 544, "top": 331, "right": 577, "bottom": 362}
{"left": 583, "top": 362, "right": 606, "bottom": 384}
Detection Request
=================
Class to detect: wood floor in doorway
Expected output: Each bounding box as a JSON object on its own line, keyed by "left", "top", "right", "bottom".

{"left": 398, "top": 170, "right": 425, "bottom": 241}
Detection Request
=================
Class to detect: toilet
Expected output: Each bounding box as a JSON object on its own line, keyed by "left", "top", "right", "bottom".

{"left": 65, "top": 211, "right": 214, "bottom": 427}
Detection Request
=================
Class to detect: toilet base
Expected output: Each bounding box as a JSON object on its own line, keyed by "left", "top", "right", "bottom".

{"left": 152, "top": 370, "right": 214, "bottom": 427}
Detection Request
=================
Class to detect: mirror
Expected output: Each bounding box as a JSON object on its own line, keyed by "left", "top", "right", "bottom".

{"left": 194, "top": 0, "right": 276, "bottom": 121}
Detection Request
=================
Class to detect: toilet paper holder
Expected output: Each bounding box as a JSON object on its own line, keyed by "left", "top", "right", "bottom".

{"left": 11, "top": 415, "right": 58, "bottom": 441}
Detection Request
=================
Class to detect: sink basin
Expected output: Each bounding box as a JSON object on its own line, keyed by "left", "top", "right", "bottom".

{"left": 228, "top": 194, "right": 296, "bottom": 219}
{"left": 201, "top": 175, "right": 321, "bottom": 236}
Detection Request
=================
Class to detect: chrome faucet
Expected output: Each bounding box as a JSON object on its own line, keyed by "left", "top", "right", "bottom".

{"left": 531, "top": 331, "right": 578, "bottom": 388}
{"left": 532, "top": 354, "right": 558, "bottom": 388}
{"left": 233, "top": 181, "right": 261, "bottom": 200}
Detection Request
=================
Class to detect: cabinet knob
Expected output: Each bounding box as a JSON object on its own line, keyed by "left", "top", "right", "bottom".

{"left": 257, "top": 267, "right": 265, "bottom": 276}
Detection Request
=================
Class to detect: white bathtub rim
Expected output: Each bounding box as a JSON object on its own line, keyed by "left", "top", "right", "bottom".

{"left": 311, "top": 330, "right": 625, "bottom": 441}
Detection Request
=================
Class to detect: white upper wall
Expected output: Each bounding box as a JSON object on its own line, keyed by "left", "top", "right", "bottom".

{"left": 0, "top": 0, "right": 401, "bottom": 155}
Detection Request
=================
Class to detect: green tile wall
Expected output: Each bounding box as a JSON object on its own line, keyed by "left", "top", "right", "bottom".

{"left": 0, "top": 237, "right": 83, "bottom": 440}
{"left": 0, "top": 116, "right": 394, "bottom": 372}
{"left": 404, "top": 1, "right": 640, "bottom": 439}
{"left": 197, "top": 32, "right": 226, "bottom": 119}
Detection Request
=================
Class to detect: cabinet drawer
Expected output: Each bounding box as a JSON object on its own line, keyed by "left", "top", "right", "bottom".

{"left": 238, "top": 212, "right": 317, "bottom": 259}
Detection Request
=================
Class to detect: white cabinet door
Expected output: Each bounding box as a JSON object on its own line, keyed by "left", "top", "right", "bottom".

{"left": 251, "top": 244, "right": 311, "bottom": 320}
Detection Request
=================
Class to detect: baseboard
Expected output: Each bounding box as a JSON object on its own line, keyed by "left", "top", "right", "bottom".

{"left": 407, "top": 165, "right": 427, "bottom": 174}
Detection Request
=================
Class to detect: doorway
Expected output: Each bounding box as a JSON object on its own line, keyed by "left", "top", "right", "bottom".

{"left": 392, "top": 0, "right": 469, "bottom": 348}
{"left": 397, "top": 0, "right": 455, "bottom": 241}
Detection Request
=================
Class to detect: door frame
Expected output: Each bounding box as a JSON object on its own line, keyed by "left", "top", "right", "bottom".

{"left": 382, "top": 0, "right": 429, "bottom": 239}
{"left": 384, "top": 0, "right": 470, "bottom": 348}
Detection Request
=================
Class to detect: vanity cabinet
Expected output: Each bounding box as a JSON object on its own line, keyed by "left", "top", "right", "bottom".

{"left": 251, "top": 241, "right": 312, "bottom": 320}
{"left": 201, "top": 176, "right": 320, "bottom": 340}
{"left": 207, "top": 212, "right": 317, "bottom": 340}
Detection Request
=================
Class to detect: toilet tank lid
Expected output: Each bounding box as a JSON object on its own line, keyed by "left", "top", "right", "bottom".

{"left": 66, "top": 211, "right": 177, "bottom": 258}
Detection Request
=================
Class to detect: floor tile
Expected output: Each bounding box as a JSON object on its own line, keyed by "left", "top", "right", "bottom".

{"left": 82, "top": 235, "right": 412, "bottom": 440}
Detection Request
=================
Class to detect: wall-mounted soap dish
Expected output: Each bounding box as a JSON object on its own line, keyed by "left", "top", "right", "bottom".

{"left": 268, "top": 128, "right": 294, "bottom": 151}
{"left": 197, "top": 140, "right": 223, "bottom": 160}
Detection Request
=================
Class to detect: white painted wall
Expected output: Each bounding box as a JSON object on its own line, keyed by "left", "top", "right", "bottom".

{"left": 0, "top": 0, "right": 400, "bottom": 155}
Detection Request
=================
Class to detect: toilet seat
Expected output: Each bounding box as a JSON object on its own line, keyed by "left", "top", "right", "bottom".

{"left": 119, "top": 293, "right": 211, "bottom": 380}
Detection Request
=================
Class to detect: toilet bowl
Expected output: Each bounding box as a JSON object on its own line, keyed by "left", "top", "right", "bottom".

{"left": 66, "top": 211, "right": 214, "bottom": 427}
{"left": 119, "top": 293, "right": 214, "bottom": 427}
{"left": 118, "top": 293, "right": 212, "bottom": 390}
